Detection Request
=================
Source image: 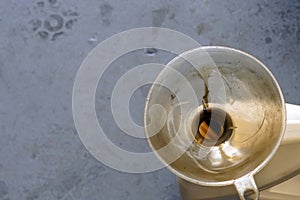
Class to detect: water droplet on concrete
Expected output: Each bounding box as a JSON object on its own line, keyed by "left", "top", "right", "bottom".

{"left": 88, "top": 34, "right": 98, "bottom": 44}
{"left": 144, "top": 47, "right": 158, "bottom": 56}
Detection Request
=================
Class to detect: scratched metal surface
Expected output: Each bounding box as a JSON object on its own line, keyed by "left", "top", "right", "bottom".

{"left": 0, "top": 0, "right": 299, "bottom": 199}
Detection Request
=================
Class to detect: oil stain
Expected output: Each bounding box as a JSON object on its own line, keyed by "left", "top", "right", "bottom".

{"left": 51, "top": 31, "right": 64, "bottom": 41}
{"left": 48, "top": 0, "right": 57, "bottom": 5}
{"left": 255, "top": 3, "right": 263, "bottom": 15}
{"left": 37, "top": 31, "right": 49, "bottom": 39}
{"left": 48, "top": 0, "right": 59, "bottom": 8}
{"left": 169, "top": 13, "right": 175, "bottom": 20}
{"left": 29, "top": 19, "right": 42, "bottom": 31}
{"left": 100, "top": 3, "right": 113, "bottom": 26}
{"left": 29, "top": 1, "right": 79, "bottom": 41}
{"left": 100, "top": 3, "right": 113, "bottom": 16}
{"left": 202, "top": 83, "right": 209, "bottom": 104}
{"left": 36, "top": 1, "right": 45, "bottom": 8}
{"left": 44, "top": 14, "right": 64, "bottom": 32}
{"left": 296, "top": 27, "right": 300, "bottom": 44}
{"left": 265, "top": 37, "right": 272, "bottom": 44}
{"left": 152, "top": 7, "right": 169, "bottom": 27}
{"left": 30, "top": 143, "right": 39, "bottom": 159}
{"left": 196, "top": 23, "right": 213, "bottom": 35}
{"left": 62, "top": 10, "right": 79, "bottom": 17}
{"left": 0, "top": 181, "right": 8, "bottom": 198}
{"left": 65, "top": 19, "right": 77, "bottom": 29}
{"left": 103, "top": 19, "right": 110, "bottom": 26}
{"left": 0, "top": 64, "right": 3, "bottom": 79}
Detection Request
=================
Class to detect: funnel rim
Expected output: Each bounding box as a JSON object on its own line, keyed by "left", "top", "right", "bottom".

{"left": 144, "top": 45, "right": 286, "bottom": 186}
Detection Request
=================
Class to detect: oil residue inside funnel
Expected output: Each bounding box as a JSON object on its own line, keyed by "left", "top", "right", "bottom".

{"left": 194, "top": 106, "right": 234, "bottom": 147}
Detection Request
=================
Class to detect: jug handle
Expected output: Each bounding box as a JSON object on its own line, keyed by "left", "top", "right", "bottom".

{"left": 284, "top": 103, "right": 300, "bottom": 145}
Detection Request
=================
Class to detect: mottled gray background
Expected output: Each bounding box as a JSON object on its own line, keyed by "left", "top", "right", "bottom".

{"left": 0, "top": 0, "right": 299, "bottom": 200}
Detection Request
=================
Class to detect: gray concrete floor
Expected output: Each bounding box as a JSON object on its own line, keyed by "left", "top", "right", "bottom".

{"left": 0, "top": 0, "right": 299, "bottom": 199}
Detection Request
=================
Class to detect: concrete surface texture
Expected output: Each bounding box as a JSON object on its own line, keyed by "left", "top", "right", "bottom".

{"left": 0, "top": 0, "right": 299, "bottom": 200}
